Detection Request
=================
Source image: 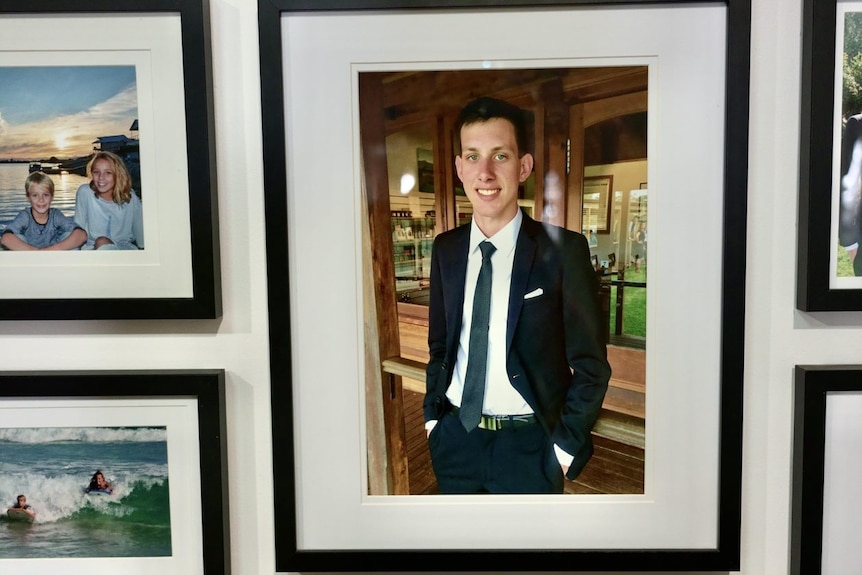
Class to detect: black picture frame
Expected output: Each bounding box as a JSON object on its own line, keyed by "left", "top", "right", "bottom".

{"left": 797, "top": 0, "right": 862, "bottom": 311}
{"left": 0, "top": 0, "right": 221, "bottom": 320}
{"left": 791, "top": 365, "right": 862, "bottom": 575}
{"left": 0, "top": 369, "right": 229, "bottom": 575}
{"left": 260, "top": 0, "right": 750, "bottom": 571}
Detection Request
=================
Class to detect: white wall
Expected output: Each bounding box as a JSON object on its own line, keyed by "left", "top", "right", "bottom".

{"left": 0, "top": 0, "right": 275, "bottom": 572}
{"left": 0, "top": 0, "right": 839, "bottom": 573}
{"left": 740, "top": 0, "right": 853, "bottom": 573}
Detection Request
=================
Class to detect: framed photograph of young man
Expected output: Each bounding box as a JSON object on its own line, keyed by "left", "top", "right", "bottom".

{"left": 260, "top": 0, "right": 750, "bottom": 571}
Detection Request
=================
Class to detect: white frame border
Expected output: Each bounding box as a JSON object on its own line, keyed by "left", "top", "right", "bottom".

{"left": 282, "top": 4, "right": 725, "bottom": 552}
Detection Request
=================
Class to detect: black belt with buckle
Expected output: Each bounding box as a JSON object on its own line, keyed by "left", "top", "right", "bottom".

{"left": 449, "top": 406, "right": 537, "bottom": 431}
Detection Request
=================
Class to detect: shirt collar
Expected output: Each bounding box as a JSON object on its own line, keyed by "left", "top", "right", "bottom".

{"left": 469, "top": 208, "right": 522, "bottom": 257}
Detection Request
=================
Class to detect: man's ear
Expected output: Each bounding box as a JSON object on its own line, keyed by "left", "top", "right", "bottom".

{"left": 455, "top": 155, "right": 463, "bottom": 182}
{"left": 519, "top": 153, "right": 534, "bottom": 182}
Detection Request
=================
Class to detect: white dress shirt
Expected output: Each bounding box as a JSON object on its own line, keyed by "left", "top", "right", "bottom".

{"left": 445, "top": 209, "right": 531, "bottom": 415}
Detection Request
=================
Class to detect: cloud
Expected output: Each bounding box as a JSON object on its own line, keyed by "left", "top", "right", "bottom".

{"left": 0, "top": 84, "right": 138, "bottom": 159}
{"left": 86, "top": 85, "right": 138, "bottom": 122}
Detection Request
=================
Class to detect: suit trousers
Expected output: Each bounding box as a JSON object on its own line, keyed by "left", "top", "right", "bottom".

{"left": 427, "top": 410, "right": 565, "bottom": 494}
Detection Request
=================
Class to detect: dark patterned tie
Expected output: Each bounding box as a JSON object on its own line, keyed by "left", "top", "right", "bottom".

{"left": 459, "top": 240, "right": 497, "bottom": 431}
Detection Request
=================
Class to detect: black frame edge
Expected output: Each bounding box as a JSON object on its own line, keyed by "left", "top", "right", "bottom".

{"left": 258, "top": 0, "right": 299, "bottom": 570}
{"left": 718, "top": 0, "right": 751, "bottom": 569}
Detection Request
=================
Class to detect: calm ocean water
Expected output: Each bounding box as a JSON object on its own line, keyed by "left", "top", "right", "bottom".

{"left": 0, "top": 163, "right": 88, "bottom": 229}
{"left": 0, "top": 427, "right": 171, "bottom": 558}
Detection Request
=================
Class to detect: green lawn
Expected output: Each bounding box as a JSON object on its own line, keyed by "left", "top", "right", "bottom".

{"left": 608, "top": 267, "right": 646, "bottom": 339}
{"left": 837, "top": 245, "right": 855, "bottom": 276}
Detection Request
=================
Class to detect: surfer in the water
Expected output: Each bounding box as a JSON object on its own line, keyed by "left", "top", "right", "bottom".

{"left": 85, "top": 470, "right": 113, "bottom": 494}
{"left": 8, "top": 494, "right": 36, "bottom": 519}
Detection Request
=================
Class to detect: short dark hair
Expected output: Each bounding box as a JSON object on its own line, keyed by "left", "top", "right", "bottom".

{"left": 454, "top": 97, "right": 530, "bottom": 157}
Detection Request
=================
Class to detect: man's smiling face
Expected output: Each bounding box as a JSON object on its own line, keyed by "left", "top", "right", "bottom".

{"left": 456, "top": 117, "right": 533, "bottom": 237}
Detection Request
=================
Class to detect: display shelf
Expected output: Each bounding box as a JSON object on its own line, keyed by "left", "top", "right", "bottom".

{"left": 391, "top": 212, "right": 434, "bottom": 295}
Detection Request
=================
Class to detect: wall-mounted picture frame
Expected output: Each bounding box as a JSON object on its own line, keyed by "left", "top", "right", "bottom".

{"left": 582, "top": 174, "right": 612, "bottom": 235}
{"left": 0, "top": 369, "right": 229, "bottom": 575}
{"left": 260, "top": 0, "right": 749, "bottom": 572}
{"left": 797, "top": 0, "right": 862, "bottom": 311}
{"left": 792, "top": 365, "right": 862, "bottom": 575}
{"left": 0, "top": 0, "right": 221, "bottom": 320}
{"left": 416, "top": 148, "right": 435, "bottom": 193}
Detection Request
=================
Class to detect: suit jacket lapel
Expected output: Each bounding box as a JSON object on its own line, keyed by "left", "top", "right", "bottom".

{"left": 506, "top": 217, "right": 537, "bottom": 354}
{"left": 446, "top": 226, "right": 470, "bottom": 353}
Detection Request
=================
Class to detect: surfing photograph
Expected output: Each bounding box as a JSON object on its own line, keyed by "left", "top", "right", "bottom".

{"left": 0, "top": 426, "right": 171, "bottom": 558}
{"left": 0, "top": 65, "right": 144, "bottom": 251}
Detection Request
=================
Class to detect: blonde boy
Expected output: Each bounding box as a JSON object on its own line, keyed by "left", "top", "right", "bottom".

{"left": 1, "top": 171, "right": 86, "bottom": 250}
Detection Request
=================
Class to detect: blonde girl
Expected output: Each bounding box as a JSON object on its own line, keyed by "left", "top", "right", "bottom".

{"left": 73, "top": 151, "right": 143, "bottom": 250}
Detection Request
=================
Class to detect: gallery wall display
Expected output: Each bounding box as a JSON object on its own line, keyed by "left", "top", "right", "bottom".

{"left": 797, "top": 0, "right": 862, "bottom": 311}
{"left": 0, "top": 370, "right": 229, "bottom": 575}
{"left": 260, "top": 0, "right": 751, "bottom": 572}
{"left": 791, "top": 365, "right": 862, "bottom": 575}
{"left": 0, "top": 0, "right": 221, "bottom": 320}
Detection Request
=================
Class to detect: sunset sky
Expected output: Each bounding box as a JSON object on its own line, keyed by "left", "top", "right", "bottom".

{"left": 0, "top": 66, "right": 138, "bottom": 160}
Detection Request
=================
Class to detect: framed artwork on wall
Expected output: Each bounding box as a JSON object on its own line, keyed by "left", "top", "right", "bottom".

{"left": 792, "top": 365, "right": 862, "bottom": 574}
{"left": 582, "top": 174, "right": 612, "bottom": 235}
{"left": 0, "top": 0, "right": 221, "bottom": 320}
{"left": 797, "top": 0, "right": 862, "bottom": 311}
{"left": 0, "top": 369, "right": 229, "bottom": 575}
{"left": 260, "top": 0, "right": 750, "bottom": 571}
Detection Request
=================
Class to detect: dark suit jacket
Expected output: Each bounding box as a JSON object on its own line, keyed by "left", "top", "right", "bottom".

{"left": 424, "top": 213, "right": 611, "bottom": 479}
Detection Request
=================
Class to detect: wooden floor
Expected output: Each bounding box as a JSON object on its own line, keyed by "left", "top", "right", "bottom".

{"left": 404, "top": 389, "right": 644, "bottom": 495}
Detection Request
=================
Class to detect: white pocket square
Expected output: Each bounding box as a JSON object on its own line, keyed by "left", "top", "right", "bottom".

{"left": 524, "top": 288, "right": 544, "bottom": 299}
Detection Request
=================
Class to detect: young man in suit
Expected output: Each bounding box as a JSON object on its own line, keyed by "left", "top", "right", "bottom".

{"left": 423, "top": 97, "right": 611, "bottom": 494}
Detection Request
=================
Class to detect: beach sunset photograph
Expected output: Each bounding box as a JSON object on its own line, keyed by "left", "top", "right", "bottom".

{"left": 0, "top": 65, "right": 142, "bottom": 250}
